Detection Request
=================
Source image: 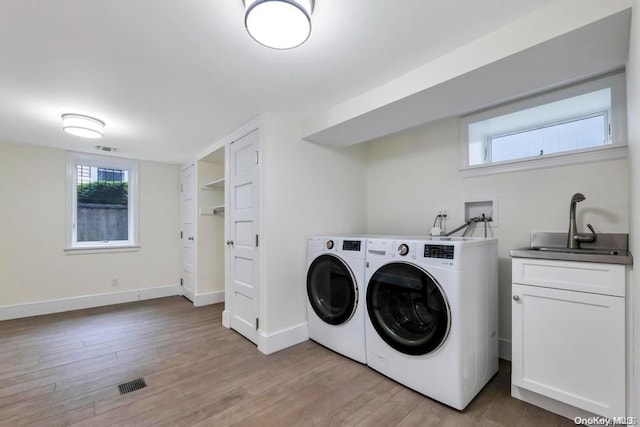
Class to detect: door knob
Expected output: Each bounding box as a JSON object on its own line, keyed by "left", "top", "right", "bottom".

{"left": 513, "top": 295, "right": 520, "bottom": 301}
{"left": 226, "top": 240, "right": 234, "bottom": 246}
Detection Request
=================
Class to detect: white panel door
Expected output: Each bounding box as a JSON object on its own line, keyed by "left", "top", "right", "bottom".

{"left": 227, "top": 129, "right": 260, "bottom": 344}
{"left": 181, "top": 164, "right": 195, "bottom": 300}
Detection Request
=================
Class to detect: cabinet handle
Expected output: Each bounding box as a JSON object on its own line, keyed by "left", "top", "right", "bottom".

{"left": 513, "top": 295, "right": 520, "bottom": 301}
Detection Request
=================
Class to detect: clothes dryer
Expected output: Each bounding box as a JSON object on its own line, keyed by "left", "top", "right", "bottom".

{"left": 307, "top": 236, "right": 367, "bottom": 364}
{"left": 365, "top": 236, "right": 498, "bottom": 409}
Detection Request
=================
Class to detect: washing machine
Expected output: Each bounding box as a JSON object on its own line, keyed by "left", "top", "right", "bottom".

{"left": 306, "top": 236, "right": 367, "bottom": 364}
{"left": 365, "top": 236, "right": 498, "bottom": 410}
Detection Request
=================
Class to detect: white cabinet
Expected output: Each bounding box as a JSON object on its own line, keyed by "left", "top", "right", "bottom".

{"left": 511, "top": 258, "right": 626, "bottom": 419}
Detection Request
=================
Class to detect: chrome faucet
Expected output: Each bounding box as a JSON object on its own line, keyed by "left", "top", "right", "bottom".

{"left": 568, "top": 193, "right": 597, "bottom": 249}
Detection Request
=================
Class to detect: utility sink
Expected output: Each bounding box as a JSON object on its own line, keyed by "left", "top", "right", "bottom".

{"left": 510, "top": 232, "right": 633, "bottom": 265}
{"left": 531, "top": 247, "right": 622, "bottom": 256}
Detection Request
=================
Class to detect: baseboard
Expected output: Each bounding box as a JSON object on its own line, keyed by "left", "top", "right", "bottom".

{"left": 222, "top": 310, "right": 230, "bottom": 328}
{"left": 258, "top": 322, "right": 309, "bottom": 355}
{"left": 182, "top": 286, "right": 195, "bottom": 303}
{"left": 0, "top": 284, "right": 181, "bottom": 321}
{"left": 193, "top": 291, "right": 225, "bottom": 307}
{"left": 499, "top": 337, "right": 512, "bottom": 361}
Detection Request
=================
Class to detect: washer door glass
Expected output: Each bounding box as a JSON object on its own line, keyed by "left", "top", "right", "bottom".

{"left": 367, "top": 262, "right": 450, "bottom": 355}
{"left": 307, "top": 254, "right": 358, "bottom": 326}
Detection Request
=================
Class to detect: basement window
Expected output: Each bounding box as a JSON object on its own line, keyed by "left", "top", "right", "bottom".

{"left": 460, "top": 72, "right": 627, "bottom": 176}
{"left": 65, "top": 152, "right": 139, "bottom": 253}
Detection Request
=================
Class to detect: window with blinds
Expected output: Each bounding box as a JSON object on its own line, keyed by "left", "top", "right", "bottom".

{"left": 460, "top": 73, "right": 627, "bottom": 176}
{"left": 66, "top": 153, "right": 139, "bottom": 250}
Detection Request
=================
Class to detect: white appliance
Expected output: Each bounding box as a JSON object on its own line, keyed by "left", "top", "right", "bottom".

{"left": 365, "top": 236, "right": 498, "bottom": 410}
{"left": 306, "top": 236, "right": 367, "bottom": 364}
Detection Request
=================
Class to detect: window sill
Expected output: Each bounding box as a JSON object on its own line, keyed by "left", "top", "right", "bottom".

{"left": 64, "top": 245, "right": 141, "bottom": 255}
{"left": 460, "top": 145, "right": 628, "bottom": 178}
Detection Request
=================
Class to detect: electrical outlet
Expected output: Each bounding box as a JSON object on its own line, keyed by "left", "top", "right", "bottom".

{"left": 111, "top": 277, "right": 119, "bottom": 287}
{"left": 438, "top": 207, "right": 449, "bottom": 217}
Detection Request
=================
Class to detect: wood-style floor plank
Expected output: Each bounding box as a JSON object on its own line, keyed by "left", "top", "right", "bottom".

{"left": 0, "top": 296, "right": 576, "bottom": 426}
{"left": 71, "top": 387, "right": 186, "bottom": 427}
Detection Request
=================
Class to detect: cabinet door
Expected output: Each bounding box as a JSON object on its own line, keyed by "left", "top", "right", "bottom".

{"left": 512, "top": 284, "right": 625, "bottom": 418}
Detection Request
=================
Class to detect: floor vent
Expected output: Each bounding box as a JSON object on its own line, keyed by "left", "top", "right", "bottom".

{"left": 118, "top": 378, "right": 147, "bottom": 395}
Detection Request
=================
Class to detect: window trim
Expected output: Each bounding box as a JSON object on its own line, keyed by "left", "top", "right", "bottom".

{"left": 65, "top": 152, "right": 140, "bottom": 253}
{"left": 460, "top": 72, "right": 627, "bottom": 177}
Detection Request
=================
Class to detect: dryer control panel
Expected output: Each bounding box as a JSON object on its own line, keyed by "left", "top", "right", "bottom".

{"left": 424, "top": 244, "right": 455, "bottom": 260}
{"left": 308, "top": 236, "right": 366, "bottom": 260}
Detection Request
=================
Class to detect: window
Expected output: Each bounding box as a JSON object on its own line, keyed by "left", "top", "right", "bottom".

{"left": 66, "top": 152, "right": 139, "bottom": 252}
{"left": 461, "top": 73, "right": 627, "bottom": 176}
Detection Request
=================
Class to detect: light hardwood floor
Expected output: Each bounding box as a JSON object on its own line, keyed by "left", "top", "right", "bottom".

{"left": 0, "top": 297, "right": 575, "bottom": 426}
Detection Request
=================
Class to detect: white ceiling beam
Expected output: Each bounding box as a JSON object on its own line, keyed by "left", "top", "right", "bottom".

{"left": 301, "top": 0, "right": 632, "bottom": 146}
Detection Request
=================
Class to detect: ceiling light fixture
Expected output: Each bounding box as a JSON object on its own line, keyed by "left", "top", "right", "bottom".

{"left": 61, "top": 114, "right": 105, "bottom": 139}
{"left": 244, "top": 0, "right": 314, "bottom": 50}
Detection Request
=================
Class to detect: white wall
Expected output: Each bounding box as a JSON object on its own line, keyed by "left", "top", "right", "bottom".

{"left": 365, "top": 118, "right": 629, "bottom": 345}
{"left": 0, "top": 141, "right": 181, "bottom": 307}
{"left": 625, "top": 0, "right": 639, "bottom": 417}
{"left": 261, "top": 112, "right": 367, "bottom": 333}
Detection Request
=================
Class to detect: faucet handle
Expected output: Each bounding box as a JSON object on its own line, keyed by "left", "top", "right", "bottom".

{"left": 576, "top": 223, "right": 598, "bottom": 244}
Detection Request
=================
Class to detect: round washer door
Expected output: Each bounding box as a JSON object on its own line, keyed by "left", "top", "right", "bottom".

{"left": 307, "top": 254, "right": 358, "bottom": 326}
{"left": 367, "top": 262, "right": 450, "bottom": 355}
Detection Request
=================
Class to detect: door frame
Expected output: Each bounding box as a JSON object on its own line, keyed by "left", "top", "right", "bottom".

{"left": 222, "top": 117, "right": 263, "bottom": 344}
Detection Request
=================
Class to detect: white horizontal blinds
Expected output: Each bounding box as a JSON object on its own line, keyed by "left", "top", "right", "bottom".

{"left": 490, "top": 113, "right": 608, "bottom": 163}
{"left": 75, "top": 164, "right": 129, "bottom": 243}
{"left": 77, "top": 165, "right": 91, "bottom": 184}
{"left": 76, "top": 165, "right": 128, "bottom": 185}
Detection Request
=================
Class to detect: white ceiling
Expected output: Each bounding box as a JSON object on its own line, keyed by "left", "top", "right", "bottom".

{"left": 0, "top": 0, "right": 559, "bottom": 163}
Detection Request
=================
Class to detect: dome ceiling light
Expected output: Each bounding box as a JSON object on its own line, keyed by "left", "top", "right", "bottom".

{"left": 244, "top": 0, "right": 314, "bottom": 50}
{"left": 61, "top": 114, "right": 105, "bottom": 139}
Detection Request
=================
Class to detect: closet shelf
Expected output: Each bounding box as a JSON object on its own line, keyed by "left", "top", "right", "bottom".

{"left": 199, "top": 205, "right": 225, "bottom": 216}
{"left": 200, "top": 177, "right": 225, "bottom": 191}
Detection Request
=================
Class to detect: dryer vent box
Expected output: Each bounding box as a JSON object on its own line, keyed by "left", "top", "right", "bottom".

{"left": 464, "top": 196, "right": 498, "bottom": 227}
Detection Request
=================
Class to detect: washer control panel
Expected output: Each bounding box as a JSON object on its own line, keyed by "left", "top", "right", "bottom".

{"left": 387, "top": 241, "right": 418, "bottom": 260}
{"left": 424, "top": 244, "right": 455, "bottom": 260}
{"left": 343, "top": 240, "right": 362, "bottom": 252}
